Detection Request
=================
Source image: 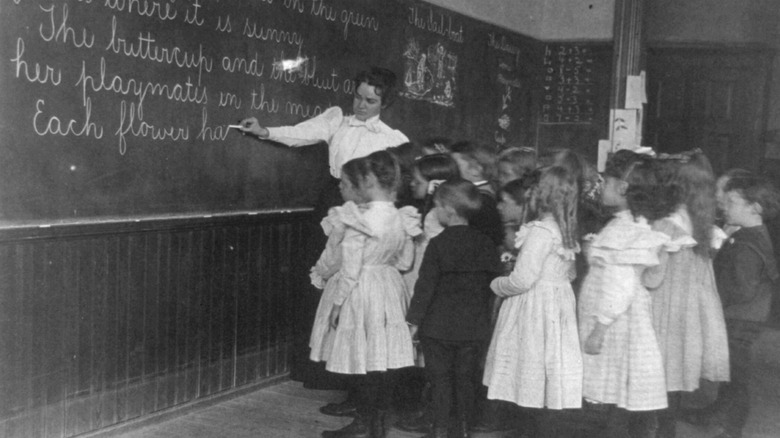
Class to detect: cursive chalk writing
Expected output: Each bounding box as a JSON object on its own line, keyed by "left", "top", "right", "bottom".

{"left": 33, "top": 98, "right": 104, "bottom": 139}
{"left": 116, "top": 99, "right": 189, "bottom": 154}
{"left": 102, "top": 0, "right": 177, "bottom": 22}
{"left": 197, "top": 107, "right": 232, "bottom": 141}
{"left": 310, "top": 0, "right": 337, "bottom": 21}
{"left": 216, "top": 14, "right": 232, "bottom": 33}
{"left": 269, "top": 54, "right": 341, "bottom": 94}
{"left": 242, "top": 19, "right": 305, "bottom": 54}
{"left": 183, "top": 0, "right": 204, "bottom": 26}
{"left": 76, "top": 57, "right": 208, "bottom": 119}
{"left": 285, "top": 100, "right": 326, "bottom": 118}
{"left": 12, "top": 38, "right": 62, "bottom": 86}
{"left": 408, "top": 6, "right": 463, "bottom": 43}
{"left": 249, "top": 84, "right": 280, "bottom": 114}
{"left": 218, "top": 91, "right": 242, "bottom": 109}
{"left": 39, "top": 3, "right": 95, "bottom": 49}
{"left": 340, "top": 9, "right": 378, "bottom": 40}
{"left": 221, "top": 52, "right": 265, "bottom": 78}
{"left": 105, "top": 16, "right": 214, "bottom": 84}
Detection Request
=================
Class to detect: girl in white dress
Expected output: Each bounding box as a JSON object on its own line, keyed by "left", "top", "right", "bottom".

{"left": 322, "top": 150, "right": 421, "bottom": 438}
{"left": 578, "top": 150, "right": 675, "bottom": 437}
{"left": 308, "top": 158, "right": 367, "bottom": 363}
{"left": 644, "top": 152, "right": 730, "bottom": 438}
{"left": 483, "top": 165, "right": 583, "bottom": 411}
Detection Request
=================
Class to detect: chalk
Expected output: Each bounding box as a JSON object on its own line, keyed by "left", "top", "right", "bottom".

{"left": 227, "top": 124, "right": 243, "bottom": 129}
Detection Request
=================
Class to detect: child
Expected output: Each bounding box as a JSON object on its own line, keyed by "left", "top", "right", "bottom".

{"left": 449, "top": 141, "right": 504, "bottom": 247}
{"left": 496, "top": 146, "right": 537, "bottom": 188}
{"left": 406, "top": 180, "right": 502, "bottom": 438}
{"left": 321, "top": 150, "right": 421, "bottom": 438}
{"left": 497, "top": 171, "right": 540, "bottom": 261}
{"left": 644, "top": 152, "right": 730, "bottom": 438}
{"left": 405, "top": 153, "right": 462, "bottom": 305}
{"left": 387, "top": 141, "right": 423, "bottom": 207}
{"left": 686, "top": 171, "right": 779, "bottom": 438}
{"left": 308, "top": 158, "right": 368, "bottom": 419}
{"left": 394, "top": 153, "right": 461, "bottom": 434}
{"left": 421, "top": 137, "right": 454, "bottom": 156}
{"left": 577, "top": 150, "right": 675, "bottom": 437}
{"left": 309, "top": 158, "right": 367, "bottom": 363}
{"left": 483, "top": 166, "right": 583, "bottom": 416}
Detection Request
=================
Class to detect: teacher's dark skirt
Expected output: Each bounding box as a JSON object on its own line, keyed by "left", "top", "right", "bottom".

{"left": 289, "top": 176, "right": 348, "bottom": 390}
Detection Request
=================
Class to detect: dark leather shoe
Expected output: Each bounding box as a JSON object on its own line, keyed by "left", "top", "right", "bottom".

{"left": 393, "top": 410, "right": 433, "bottom": 433}
{"left": 321, "top": 415, "right": 369, "bottom": 438}
{"left": 320, "top": 400, "right": 358, "bottom": 417}
{"left": 680, "top": 407, "right": 716, "bottom": 427}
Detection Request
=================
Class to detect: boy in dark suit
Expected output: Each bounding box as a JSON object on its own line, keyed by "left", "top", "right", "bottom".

{"left": 407, "top": 180, "right": 502, "bottom": 438}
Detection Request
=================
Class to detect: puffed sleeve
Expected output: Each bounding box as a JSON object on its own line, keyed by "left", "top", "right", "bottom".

{"left": 643, "top": 218, "right": 694, "bottom": 290}
{"left": 266, "top": 106, "right": 344, "bottom": 147}
{"left": 330, "top": 202, "right": 372, "bottom": 306}
{"left": 490, "top": 223, "right": 553, "bottom": 297}
{"left": 395, "top": 206, "right": 423, "bottom": 272}
{"left": 309, "top": 208, "right": 346, "bottom": 288}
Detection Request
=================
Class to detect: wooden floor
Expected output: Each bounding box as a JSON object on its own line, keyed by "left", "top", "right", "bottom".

{"left": 98, "top": 329, "right": 780, "bottom": 438}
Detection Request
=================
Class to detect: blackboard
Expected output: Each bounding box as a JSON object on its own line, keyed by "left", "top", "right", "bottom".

{"left": 536, "top": 42, "right": 612, "bottom": 158}
{"left": 0, "top": 0, "right": 610, "bottom": 224}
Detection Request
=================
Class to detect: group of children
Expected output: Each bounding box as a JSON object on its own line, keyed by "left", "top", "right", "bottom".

{"left": 305, "top": 141, "right": 780, "bottom": 438}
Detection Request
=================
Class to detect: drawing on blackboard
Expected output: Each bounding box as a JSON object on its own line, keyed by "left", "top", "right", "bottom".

{"left": 401, "top": 37, "right": 457, "bottom": 107}
{"left": 493, "top": 67, "right": 523, "bottom": 147}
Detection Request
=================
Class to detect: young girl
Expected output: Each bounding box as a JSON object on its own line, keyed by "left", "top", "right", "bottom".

{"left": 497, "top": 171, "right": 540, "bottom": 262}
{"left": 686, "top": 171, "right": 779, "bottom": 438}
{"left": 308, "top": 157, "right": 366, "bottom": 365}
{"left": 322, "top": 150, "right": 421, "bottom": 438}
{"left": 645, "top": 152, "right": 730, "bottom": 438}
{"left": 496, "top": 146, "right": 537, "bottom": 188}
{"left": 578, "top": 150, "right": 675, "bottom": 437}
{"left": 483, "top": 166, "right": 583, "bottom": 413}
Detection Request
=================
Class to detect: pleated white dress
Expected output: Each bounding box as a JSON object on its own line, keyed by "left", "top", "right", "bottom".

{"left": 578, "top": 211, "right": 669, "bottom": 411}
{"left": 645, "top": 210, "right": 730, "bottom": 392}
{"left": 325, "top": 201, "right": 421, "bottom": 375}
{"left": 308, "top": 205, "right": 350, "bottom": 362}
{"left": 483, "top": 219, "right": 583, "bottom": 409}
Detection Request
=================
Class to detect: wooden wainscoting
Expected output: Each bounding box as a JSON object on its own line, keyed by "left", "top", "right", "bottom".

{"left": 0, "top": 211, "right": 315, "bottom": 438}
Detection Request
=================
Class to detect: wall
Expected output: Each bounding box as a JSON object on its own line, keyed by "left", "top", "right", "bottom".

{"left": 0, "top": 212, "right": 313, "bottom": 437}
{"left": 646, "top": 0, "right": 780, "bottom": 141}
{"left": 424, "top": 0, "right": 614, "bottom": 41}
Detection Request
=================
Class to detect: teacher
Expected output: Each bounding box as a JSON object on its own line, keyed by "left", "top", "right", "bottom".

{"left": 238, "top": 66, "right": 409, "bottom": 208}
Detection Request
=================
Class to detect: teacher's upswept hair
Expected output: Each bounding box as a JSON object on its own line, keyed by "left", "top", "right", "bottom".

{"left": 355, "top": 67, "right": 399, "bottom": 107}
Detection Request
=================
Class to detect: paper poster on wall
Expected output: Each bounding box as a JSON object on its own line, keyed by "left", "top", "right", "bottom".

{"left": 625, "top": 71, "right": 647, "bottom": 109}
{"left": 610, "top": 108, "right": 639, "bottom": 150}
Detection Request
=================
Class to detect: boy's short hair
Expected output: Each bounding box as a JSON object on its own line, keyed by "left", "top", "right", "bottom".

{"left": 434, "top": 179, "right": 483, "bottom": 221}
{"left": 725, "top": 172, "right": 780, "bottom": 219}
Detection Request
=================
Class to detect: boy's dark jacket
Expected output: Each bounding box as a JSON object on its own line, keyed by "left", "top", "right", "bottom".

{"left": 407, "top": 225, "right": 501, "bottom": 341}
{"left": 714, "top": 224, "right": 779, "bottom": 322}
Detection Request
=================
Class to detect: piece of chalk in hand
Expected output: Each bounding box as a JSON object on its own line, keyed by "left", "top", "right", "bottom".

{"left": 227, "top": 124, "right": 243, "bottom": 129}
